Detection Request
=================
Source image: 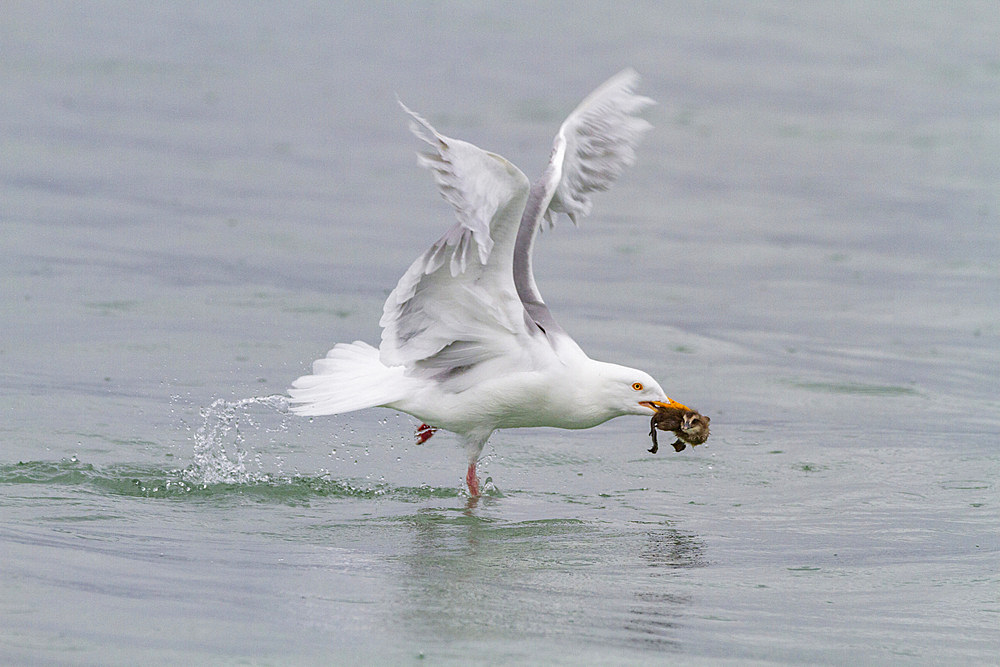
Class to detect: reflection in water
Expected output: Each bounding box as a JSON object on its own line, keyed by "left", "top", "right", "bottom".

{"left": 639, "top": 528, "right": 709, "bottom": 570}
{"left": 626, "top": 592, "right": 688, "bottom": 649}
{"left": 626, "top": 529, "right": 707, "bottom": 649}
{"left": 389, "top": 504, "right": 706, "bottom": 652}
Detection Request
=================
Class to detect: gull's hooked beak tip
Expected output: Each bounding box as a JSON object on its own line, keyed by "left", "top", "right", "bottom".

{"left": 639, "top": 398, "right": 691, "bottom": 413}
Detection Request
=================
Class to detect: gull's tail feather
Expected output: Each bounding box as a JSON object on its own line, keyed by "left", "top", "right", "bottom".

{"left": 288, "top": 341, "right": 412, "bottom": 416}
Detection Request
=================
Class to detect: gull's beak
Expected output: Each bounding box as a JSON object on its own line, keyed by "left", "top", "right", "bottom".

{"left": 639, "top": 398, "right": 691, "bottom": 413}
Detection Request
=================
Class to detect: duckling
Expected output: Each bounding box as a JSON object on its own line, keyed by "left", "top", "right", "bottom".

{"left": 648, "top": 407, "right": 710, "bottom": 454}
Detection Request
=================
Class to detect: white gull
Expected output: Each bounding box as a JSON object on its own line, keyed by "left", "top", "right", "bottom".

{"left": 288, "top": 69, "right": 690, "bottom": 496}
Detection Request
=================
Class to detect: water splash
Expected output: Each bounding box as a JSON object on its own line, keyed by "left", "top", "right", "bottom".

{"left": 170, "top": 396, "right": 463, "bottom": 500}
{"left": 181, "top": 394, "right": 290, "bottom": 486}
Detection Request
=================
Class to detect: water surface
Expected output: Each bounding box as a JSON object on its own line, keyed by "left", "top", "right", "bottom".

{"left": 2, "top": 3, "right": 998, "bottom": 664}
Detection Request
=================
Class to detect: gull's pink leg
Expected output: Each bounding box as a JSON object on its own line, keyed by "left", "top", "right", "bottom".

{"left": 466, "top": 461, "right": 480, "bottom": 497}
{"left": 415, "top": 423, "right": 437, "bottom": 444}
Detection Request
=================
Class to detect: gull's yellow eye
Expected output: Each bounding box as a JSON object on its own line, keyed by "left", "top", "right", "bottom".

{"left": 632, "top": 382, "right": 644, "bottom": 391}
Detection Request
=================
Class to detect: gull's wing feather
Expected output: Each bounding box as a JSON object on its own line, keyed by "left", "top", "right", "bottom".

{"left": 513, "top": 69, "right": 654, "bottom": 333}
{"left": 546, "top": 68, "right": 654, "bottom": 226}
{"left": 380, "top": 105, "right": 534, "bottom": 389}
{"left": 402, "top": 103, "right": 505, "bottom": 273}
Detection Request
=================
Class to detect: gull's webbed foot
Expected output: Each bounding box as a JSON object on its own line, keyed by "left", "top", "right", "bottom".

{"left": 415, "top": 423, "right": 438, "bottom": 444}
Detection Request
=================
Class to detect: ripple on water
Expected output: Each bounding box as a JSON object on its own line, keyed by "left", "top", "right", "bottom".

{"left": 0, "top": 458, "right": 459, "bottom": 503}
{"left": 787, "top": 380, "right": 920, "bottom": 397}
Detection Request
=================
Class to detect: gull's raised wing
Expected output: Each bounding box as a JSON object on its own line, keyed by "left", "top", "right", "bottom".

{"left": 513, "top": 69, "right": 654, "bottom": 333}
{"left": 380, "top": 105, "right": 534, "bottom": 389}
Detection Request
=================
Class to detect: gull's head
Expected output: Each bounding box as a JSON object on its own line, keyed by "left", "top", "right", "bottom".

{"left": 587, "top": 362, "right": 690, "bottom": 421}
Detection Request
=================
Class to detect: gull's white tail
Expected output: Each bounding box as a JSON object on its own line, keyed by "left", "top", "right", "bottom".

{"left": 288, "top": 341, "right": 411, "bottom": 416}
